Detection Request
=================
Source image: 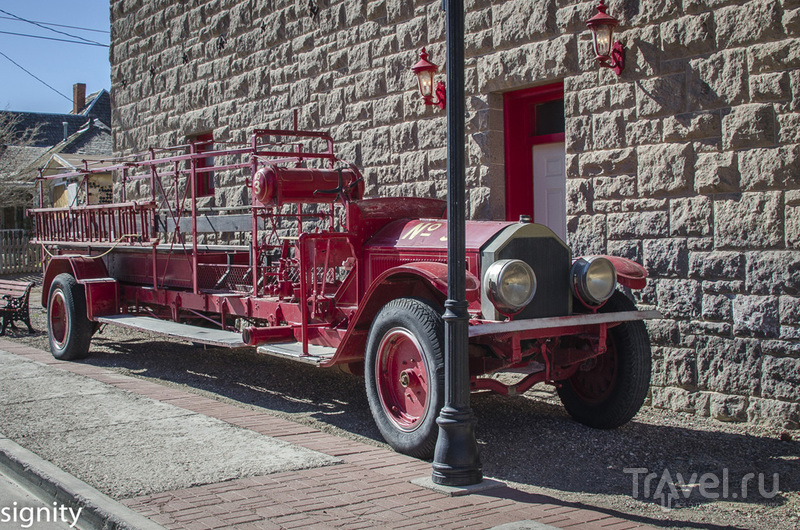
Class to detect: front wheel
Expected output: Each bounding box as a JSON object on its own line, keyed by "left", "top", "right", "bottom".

{"left": 365, "top": 297, "right": 444, "bottom": 459}
{"left": 557, "top": 291, "right": 652, "bottom": 428}
{"left": 47, "top": 273, "right": 92, "bottom": 360}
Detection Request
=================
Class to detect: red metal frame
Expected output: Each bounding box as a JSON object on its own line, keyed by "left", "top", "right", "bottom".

{"left": 503, "top": 82, "right": 565, "bottom": 222}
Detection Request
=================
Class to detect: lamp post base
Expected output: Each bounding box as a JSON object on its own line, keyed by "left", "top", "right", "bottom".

{"left": 431, "top": 405, "right": 483, "bottom": 486}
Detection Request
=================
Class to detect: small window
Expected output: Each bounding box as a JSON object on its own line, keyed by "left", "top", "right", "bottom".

{"left": 191, "top": 133, "right": 214, "bottom": 197}
{"left": 533, "top": 99, "right": 565, "bottom": 137}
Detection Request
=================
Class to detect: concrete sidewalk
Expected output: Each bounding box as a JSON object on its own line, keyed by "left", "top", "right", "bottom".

{"left": 0, "top": 338, "right": 653, "bottom": 530}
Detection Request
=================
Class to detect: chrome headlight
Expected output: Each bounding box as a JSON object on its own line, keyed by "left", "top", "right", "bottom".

{"left": 571, "top": 256, "right": 617, "bottom": 305}
{"left": 484, "top": 259, "right": 537, "bottom": 313}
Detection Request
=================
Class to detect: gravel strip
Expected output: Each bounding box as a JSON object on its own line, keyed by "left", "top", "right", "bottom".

{"left": 4, "top": 276, "right": 799, "bottom": 529}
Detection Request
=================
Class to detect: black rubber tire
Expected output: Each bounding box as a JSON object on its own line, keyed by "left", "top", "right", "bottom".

{"left": 47, "top": 273, "right": 92, "bottom": 361}
{"left": 557, "top": 291, "right": 652, "bottom": 428}
{"left": 365, "top": 297, "right": 444, "bottom": 459}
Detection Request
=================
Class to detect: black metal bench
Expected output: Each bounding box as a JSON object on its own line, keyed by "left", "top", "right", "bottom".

{"left": 0, "top": 279, "right": 35, "bottom": 335}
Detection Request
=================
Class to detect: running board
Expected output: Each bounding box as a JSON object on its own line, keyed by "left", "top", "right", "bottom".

{"left": 256, "top": 342, "right": 336, "bottom": 365}
{"left": 95, "top": 315, "right": 247, "bottom": 348}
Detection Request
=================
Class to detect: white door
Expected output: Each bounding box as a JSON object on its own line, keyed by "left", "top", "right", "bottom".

{"left": 532, "top": 142, "right": 566, "bottom": 240}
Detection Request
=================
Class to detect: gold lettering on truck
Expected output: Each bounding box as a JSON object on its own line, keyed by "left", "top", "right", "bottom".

{"left": 401, "top": 222, "right": 443, "bottom": 240}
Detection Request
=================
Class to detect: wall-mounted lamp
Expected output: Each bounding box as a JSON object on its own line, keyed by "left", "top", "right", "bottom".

{"left": 586, "top": 0, "right": 625, "bottom": 76}
{"left": 411, "top": 48, "right": 446, "bottom": 110}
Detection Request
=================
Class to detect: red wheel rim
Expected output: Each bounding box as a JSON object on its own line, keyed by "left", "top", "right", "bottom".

{"left": 569, "top": 336, "right": 618, "bottom": 404}
{"left": 375, "top": 328, "right": 430, "bottom": 432}
{"left": 49, "top": 289, "right": 69, "bottom": 348}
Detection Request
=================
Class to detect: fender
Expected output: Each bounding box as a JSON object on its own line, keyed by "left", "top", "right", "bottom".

{"left": 42, "top": 256, "right": 118, "bottom": 320}
{"left": 322, "top": 262, "right": 480, "bottom": 368}
{"left": 575, "top": 255, "right": 648, "bottom": 290}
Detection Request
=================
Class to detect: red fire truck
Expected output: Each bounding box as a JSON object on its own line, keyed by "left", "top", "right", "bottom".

{"left": 30, "top": 128, "right": 660, "bottom": 458}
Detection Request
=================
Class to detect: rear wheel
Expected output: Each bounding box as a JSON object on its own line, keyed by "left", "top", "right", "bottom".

{"left": 47, "top": 273, "right": 92, "bottom": 360}
{"left": 365, "top": 298, "right": 444, "bottom": 459}
{"left": 557, "top": 291, "right": 651, "bottom": 428}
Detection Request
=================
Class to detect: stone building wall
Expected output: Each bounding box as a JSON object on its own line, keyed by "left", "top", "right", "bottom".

{"left": 110, "top": 0, "right": 800, "bottom": 428}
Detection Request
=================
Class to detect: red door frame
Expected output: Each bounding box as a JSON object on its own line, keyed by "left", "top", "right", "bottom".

{"left": 503, "top": 82, "right": 565, "bottom": 222}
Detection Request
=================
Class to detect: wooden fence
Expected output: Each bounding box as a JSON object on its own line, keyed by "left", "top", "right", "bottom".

{"left": 0, "top": 230, "right": 40, "bottom": 275}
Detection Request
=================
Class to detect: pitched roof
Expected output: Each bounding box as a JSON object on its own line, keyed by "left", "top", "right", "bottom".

{"left": 1, "top": 90, "right": 111, "bottom": 148}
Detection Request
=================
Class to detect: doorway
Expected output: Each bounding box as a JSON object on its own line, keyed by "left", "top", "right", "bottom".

{"left": 503, "top": 83, "right": 566, "bottom": 240}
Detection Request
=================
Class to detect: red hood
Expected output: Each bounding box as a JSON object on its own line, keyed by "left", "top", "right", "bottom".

{"left": 365, "top": 218, "right": 514, "bottom": 252}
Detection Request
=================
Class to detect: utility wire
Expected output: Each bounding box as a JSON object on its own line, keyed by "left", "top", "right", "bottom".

{"left": 0, "top": 16, "right": 109, "bottom": 34}
{"left": 0, "top": 29, "right": 109, "bottom": 47}
{"left": 0, "top": 50, "right": 71, "bottom": 102}
{"left": 0, "top": 9, "right": 107, "bottom": 47}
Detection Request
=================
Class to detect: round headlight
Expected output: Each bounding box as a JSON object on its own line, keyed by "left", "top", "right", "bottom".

{"left": 484, "top": 259, "right": 537, "bottom": 313}
{"left": 571, "top": 256, "right": 617, "bottom": 305}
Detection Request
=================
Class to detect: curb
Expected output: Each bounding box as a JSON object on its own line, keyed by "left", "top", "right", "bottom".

{"left": 0, "top": 434, "right": 165, "bottom": 530}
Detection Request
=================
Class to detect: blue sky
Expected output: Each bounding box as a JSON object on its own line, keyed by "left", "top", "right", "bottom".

{"left": 0, "top": 0, "right": 110, "bottom": 114}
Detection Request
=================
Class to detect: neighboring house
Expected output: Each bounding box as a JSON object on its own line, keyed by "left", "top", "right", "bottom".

{"left": 109, "top": 2, "right": 800, "bottom": 428}
{"left": 0, "top": 84, "right": 113, "bottom": 229}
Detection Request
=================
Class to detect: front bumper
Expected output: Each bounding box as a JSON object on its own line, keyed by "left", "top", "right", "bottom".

{"left": 468, "top": 310, "right": 663, "bottom": 338}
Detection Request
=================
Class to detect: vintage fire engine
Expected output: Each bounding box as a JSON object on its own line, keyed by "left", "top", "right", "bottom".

{"left": 30, "top": 128, "right": 660, "bottom": 459}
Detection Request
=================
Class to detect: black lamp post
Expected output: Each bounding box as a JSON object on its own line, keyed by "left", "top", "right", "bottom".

{"left": 431, "top": 0, "right": 483, "bottom": 487}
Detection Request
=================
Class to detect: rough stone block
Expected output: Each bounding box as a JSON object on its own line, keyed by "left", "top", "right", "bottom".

{"left": 739, "top": 145, "right": 800, "bottom": 191}
{"left": 670, "top": 196, "right": 712, "bottom": 237}
{"left": 626, "top": 119, "right": 662, "bottom": 146}
{"left": 694, "top": 152, "right": 739, "bottom": 194}
{"left": 578, "top": 148, "right": 637, "bottom": 177}
{"left": 715, "top": 1, "right": 783, "bottom": 49}
{"left": 646, "top": 318, "right": 681, "bottom": 346}
{"left": 592, "top": 111, "right": 626, "bottom": 150}
{"left": 696, "top": 336, "right": 761, "bottom": 395}
{"left": 372, "top": 94, "right": 402, "bottom": 126}
{"left": 751, "top": 71, "right": 791, "bottom": 102}
{"left": 651, "top": 387, "right": 696, "bottom": 412}
{"left": 664, "top": 112, "right": 721, "bottom": 144}
{"left": 746, "top": 251, "right": 800, "bottom": 295}
{"left": 703, "top": 293, "right": 733, "bottom": 322}
{"left": 594, "top": 175, "right": 636, "bottom": 199}
{"left": 747, "top": 397, "right": 800, "bottom": 429}
{"left": 788, "top": 204, "right": 800, "bottom": 249}
{"left": 620, "top": 25, "right": 660, "bottom": 77}
{"left": 708, "top": 393, "right": 748, "bottom": 422}
{"left": 662, "top": 347, "right": 698, "bottom": 388}
{"left": 661, "top": 13, "right": 715, "bottom": 57}
{"left": 578, "top": 87, "right": 610, "bottom": 115}
{"left": 785, "top": 7, "right": 800, "bottom": 35}
{"left": 360, "top": 126, "right": 391, "bottom": 165}
{"left": 747, "top": 38, "right": 800, "bottom": 74}
{"left": 714, "top": 192, "right": 783, "bottom": 249}
{"left": 565, "top": 116, "right": 592, "bottom": 153}
{"left": 733, "top": 295, "right": 781, "bottom": 337}
{"left": 566, "top": 214, "right": 606, "bottom": 255}
{"left": 689, "top": 251, "right": 745, "bottom": 280}
{"left": 644, "top": 238, "right": 689, "bottom": 278}
{"left": 689, "top": 49, "right": 747, "bottom": 109}
{"left": 761, "top": 356, "right": 800, "bottom": 401}
{"left": 637, "top": 143, "right": 694, "bottom": 197}
{"left": 492, "top": 0, "right": 554, "bottom": 48}
{"left": 657, "top": 278, "right": 702, "bottom": 319}
{"left": 607, "top": 211, "right": 669, "bottom": 239}
{"left": 722, "top": 104, "right": 777, "bottom": 150}
{"left": 608, "top": 239, "right": 642, "bottom": 263}
{"left": 780, "top": 296, "right": 800, "bottom": 325}
{"left": 566, "top": 179, "right": 591, "bottom": 215}
{"left": 636, "top": 74, "right": 686, "bottom": 118}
